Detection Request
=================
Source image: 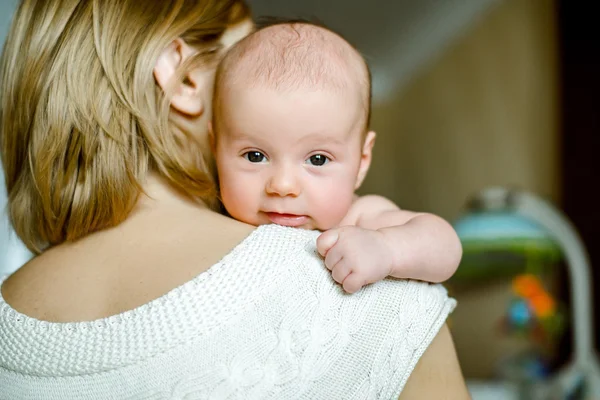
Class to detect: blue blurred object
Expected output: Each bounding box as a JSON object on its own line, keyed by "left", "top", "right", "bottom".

{"left": 508, "top": 299, "right": 533, "bottom": 328}
{"left": 455, "top": 211, "right": 552, "bottom": 242}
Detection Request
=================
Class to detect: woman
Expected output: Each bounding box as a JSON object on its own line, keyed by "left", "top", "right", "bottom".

{"left": 0, "top": 0, "right": 469, "bottom": 398}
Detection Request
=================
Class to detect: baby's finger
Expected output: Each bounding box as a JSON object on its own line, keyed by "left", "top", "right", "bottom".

{"left": 324, "top": 244, "right": 343, "bottom": 271}
{"left": 331, "top": 259, "right": 351, "bottom": 284}
{"left": 316, "top": 230, "right": 339, "bottom": 257}
{"left": 342, "top": 273, "right": 366, "bottom": 294}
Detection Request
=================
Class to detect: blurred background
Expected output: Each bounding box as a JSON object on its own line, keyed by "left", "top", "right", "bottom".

{"left": 1, "top": 0, "right": 598, "bottom": 398}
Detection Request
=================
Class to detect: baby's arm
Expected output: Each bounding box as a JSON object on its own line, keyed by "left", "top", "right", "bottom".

{"left": 351, "top": 195, "right": 462, "bottom": 282}
{"left": 317, "top": 195, "right": 462, "bottom": 291}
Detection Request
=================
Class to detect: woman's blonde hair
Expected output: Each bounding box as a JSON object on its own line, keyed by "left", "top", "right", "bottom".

{"left": 0, "top": 0, "right": 250, "bottom": 253}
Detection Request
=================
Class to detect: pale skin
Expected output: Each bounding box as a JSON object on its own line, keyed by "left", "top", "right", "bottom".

{"left": 1, "top": 20, "right": 469, "bottom": 399}
{"left": 213, "top": 85, "right": 462, "bottom": 294}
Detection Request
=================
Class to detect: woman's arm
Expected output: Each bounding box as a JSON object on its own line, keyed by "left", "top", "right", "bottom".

{"left": 399, "top": 324, "right": 471, "bottom": 400}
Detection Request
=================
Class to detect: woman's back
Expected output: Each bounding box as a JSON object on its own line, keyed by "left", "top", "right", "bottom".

{"left": 1, "top": 219, "right": 455, "bottom": 399}
{"left": 1, "top": 178, "right": 254, "bottom": 322}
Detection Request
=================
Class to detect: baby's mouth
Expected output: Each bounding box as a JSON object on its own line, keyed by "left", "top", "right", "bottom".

{"left": 264, "top": 212, "right": 309, "bottom": 227}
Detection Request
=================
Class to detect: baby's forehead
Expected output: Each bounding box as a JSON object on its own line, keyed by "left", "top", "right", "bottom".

{"left": 216, "top": 82, "right": 368, "bottom": 144}
{"left": 221, "top": 91, "right": 366, "bottom": 149}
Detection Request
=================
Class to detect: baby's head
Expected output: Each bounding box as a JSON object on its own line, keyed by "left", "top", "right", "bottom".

{"left": 211, "top": 21, "right": 375, "bottom": 230}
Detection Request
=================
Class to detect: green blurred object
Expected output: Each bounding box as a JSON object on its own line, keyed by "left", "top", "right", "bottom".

{"left": 452, "top": 211, "right": 562, "bottom": 281}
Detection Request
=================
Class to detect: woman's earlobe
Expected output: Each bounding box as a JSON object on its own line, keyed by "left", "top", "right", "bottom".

{"left": 153, "top": 38, "right": 204, "bottom": 117}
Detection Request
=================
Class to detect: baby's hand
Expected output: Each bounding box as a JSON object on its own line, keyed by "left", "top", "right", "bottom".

{"left": 316, "top": 226, "right": 395, "bottom": 294}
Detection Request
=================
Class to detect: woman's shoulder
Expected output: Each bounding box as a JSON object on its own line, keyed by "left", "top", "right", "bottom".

{"left": 250, "top": 225, "right": 456, "bottom": 317}
{"left": 262, "top": 225, "right": 455, "bottom": 306}
{"left": 246, "top": 225, "right": 457, "bottom": 398}
{"left": 0, "top": 223, "right": 456, "bottom": 398}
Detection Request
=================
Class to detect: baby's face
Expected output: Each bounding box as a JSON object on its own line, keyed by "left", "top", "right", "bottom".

{"left": 214, "top": 86, "right": 368, "bottom": 230}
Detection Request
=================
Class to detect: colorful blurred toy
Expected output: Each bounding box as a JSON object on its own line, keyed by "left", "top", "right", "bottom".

{"left": 453, "top": 187, "right": 600, "bottom": 399}
{"left": 503, "top": 273, "right": 565, "bottom": 349}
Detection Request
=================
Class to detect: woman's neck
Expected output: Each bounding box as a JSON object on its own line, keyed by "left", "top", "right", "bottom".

{"left": 135, "top": 172, "right": 211, "bottom": 214}
{"left": 1, "top": 171, "right": 247, "bottom": 322}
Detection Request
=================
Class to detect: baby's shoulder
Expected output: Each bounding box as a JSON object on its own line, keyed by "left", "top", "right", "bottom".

{"left": 351, "top": 194, "right": 398, "bottom": 211}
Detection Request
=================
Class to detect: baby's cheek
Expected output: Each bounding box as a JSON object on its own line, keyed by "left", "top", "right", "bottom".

{"left": 312, "top": 189, "right": 355, "bottom": 230}
{"left": 221, "top": 187, "right": 258, "bottom": 224}
{"left": 218, "top": 171, "right": 256, "bottom": 223}
{"left": 220, "top": 185, "right": 237, "bottom": 214}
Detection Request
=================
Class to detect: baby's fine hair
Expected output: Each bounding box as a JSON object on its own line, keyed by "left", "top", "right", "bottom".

{"left": 213, "top": 19, "right": 372, "bottom": 133}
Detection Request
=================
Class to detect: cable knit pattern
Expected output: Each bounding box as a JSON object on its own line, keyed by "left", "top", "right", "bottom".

{"left": 0, "top": 224, "right": 455, "bottom": 399}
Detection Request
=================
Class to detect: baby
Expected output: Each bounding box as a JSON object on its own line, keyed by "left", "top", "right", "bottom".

{"left": 210, "top": 21, "right": 462, "bottom": 293}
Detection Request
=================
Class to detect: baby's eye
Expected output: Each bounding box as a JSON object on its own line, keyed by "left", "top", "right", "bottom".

{"left": 306, "top": 154, "right": 330, "bottom": 166}
{"left": 243, "top": 151, "right": 267, "bottom": 163}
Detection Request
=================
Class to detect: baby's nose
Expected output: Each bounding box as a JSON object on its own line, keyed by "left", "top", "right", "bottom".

{"left": 266, "top": 167, "right": 301, "bottom": 197}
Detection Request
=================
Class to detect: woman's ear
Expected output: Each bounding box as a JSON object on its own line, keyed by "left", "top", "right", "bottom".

{"left": 355, "top": 131, "right": 376, "bottom": 190}
{"left": 154, "top": 38, "right": 204, "bottom": 117}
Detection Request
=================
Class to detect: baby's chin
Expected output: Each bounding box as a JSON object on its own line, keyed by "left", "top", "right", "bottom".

{"left": 268, "top": 222, "right": 333, "bottom": 232}
{"left": 227, "top": 209, "right": 341, "bottom": 232}
{"left": 298, "top": 220, "right": 341, "bottom": 232}
{"left": 268, "top": 215, "right": 344, "bottom": 231}
{"left": 259, "top": 217, "right": 337, "bottom": 232}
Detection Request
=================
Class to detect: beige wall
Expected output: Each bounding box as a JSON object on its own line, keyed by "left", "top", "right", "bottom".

{"left": 361, "top": 0, "right": 560, "bottom": 221}
{"left": 361, "top": 0, "right": 560, "bottom": 378}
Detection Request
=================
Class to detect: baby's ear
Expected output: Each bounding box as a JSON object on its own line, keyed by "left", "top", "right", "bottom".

{"left": 153, "top": 38, "right": 204, "bottom": 117}
{"left": 355, "top": 131, "right": 376, "bottom": 190}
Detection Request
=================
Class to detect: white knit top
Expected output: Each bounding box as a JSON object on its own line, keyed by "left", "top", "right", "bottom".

{"left": 0, "top": 224, "right": 456, "bottom": 400}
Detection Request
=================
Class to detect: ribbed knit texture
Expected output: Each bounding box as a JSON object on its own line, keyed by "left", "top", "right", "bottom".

{"left": 0, "top": 224, "right": 455, "bottom": 399}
